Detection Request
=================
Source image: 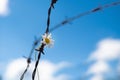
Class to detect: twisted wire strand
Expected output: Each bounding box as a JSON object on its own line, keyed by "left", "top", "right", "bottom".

{"left": 32, "top": 44, "right": 44, "bottom": 80}
{"left": 20, "top": 61, "right": 30, "bottom": 80}
{"left": 46, "top": 0, "right": 58, "bottom": 33}
{"left": 34, "top": 51, "right": 40, "bottom": 80}
{"left": 32, "top": 0, "right": 58, "bottom": 80}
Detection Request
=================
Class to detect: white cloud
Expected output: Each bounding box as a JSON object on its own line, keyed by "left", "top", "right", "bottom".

{"left": 87, "top": 38, "right": 120, "bottom": 80}
{"left": 87, "top": 61, "right": 110, "bottom": 75}
{"left": 4, "top": 58, "right": 71, "bottom": 80}
{"left": 89, "top": 38, "right": 120, "bottom": 61}
{"left": 90, "top": 75, "right": 103, "bottom": 80}
{"left": 0, "top": 0, "right": 9, "bottom": 16}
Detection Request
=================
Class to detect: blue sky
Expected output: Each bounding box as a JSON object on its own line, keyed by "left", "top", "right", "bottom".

{"left": 0, "top": 0, "right": 120, "bottom": 80}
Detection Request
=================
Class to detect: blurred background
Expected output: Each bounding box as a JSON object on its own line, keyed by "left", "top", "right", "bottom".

{"left": 0, "top": 0, "right": 120, "bottom": 80}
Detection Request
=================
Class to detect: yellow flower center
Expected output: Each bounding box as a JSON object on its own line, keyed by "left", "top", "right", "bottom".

{"left": 45, "top": 37, "right": 50, "bottom": 44}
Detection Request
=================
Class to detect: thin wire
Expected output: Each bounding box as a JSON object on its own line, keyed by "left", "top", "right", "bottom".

{"left": 32, "top": 1, "right": 58, "bottom": 80}
{"left": 20, "top": 39, "right": 39, "bottom": 80}
{"left": 32, "top": 44, "right": 45, "bottom": 80}
{"left": 50, "top": 1, "right": 120, "bottom": 32}
{"left": 35, "top": 51, "right": 40, "bottom": 80}
{"left": 20, "top": 62, "right": 30, "bottom": 80}
{"left": 45, "top": 0, "right": 58, "bottom": 33}
{"left": 32, "top": 52, "right": 41, "bottom": 80}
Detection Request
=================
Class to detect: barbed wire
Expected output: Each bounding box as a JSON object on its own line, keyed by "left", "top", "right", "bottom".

{"left": 50, "top": 1, "right": 120, "bottom": 32}
{"left": 46, "top": 0, "right": 58, "bottom": 33}
{"left": 32, "top": 0, "right": 58, "bottom": 80}
{"left": 20, "top": 1, "right": 120, "bottom": 80}
{"left": 20, "top": 0, "right": 58, "bottom": 79}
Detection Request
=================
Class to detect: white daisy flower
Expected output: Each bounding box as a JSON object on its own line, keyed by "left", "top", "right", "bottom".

{"left": 41, "top": 33, "right": 54, "bottom": 48}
